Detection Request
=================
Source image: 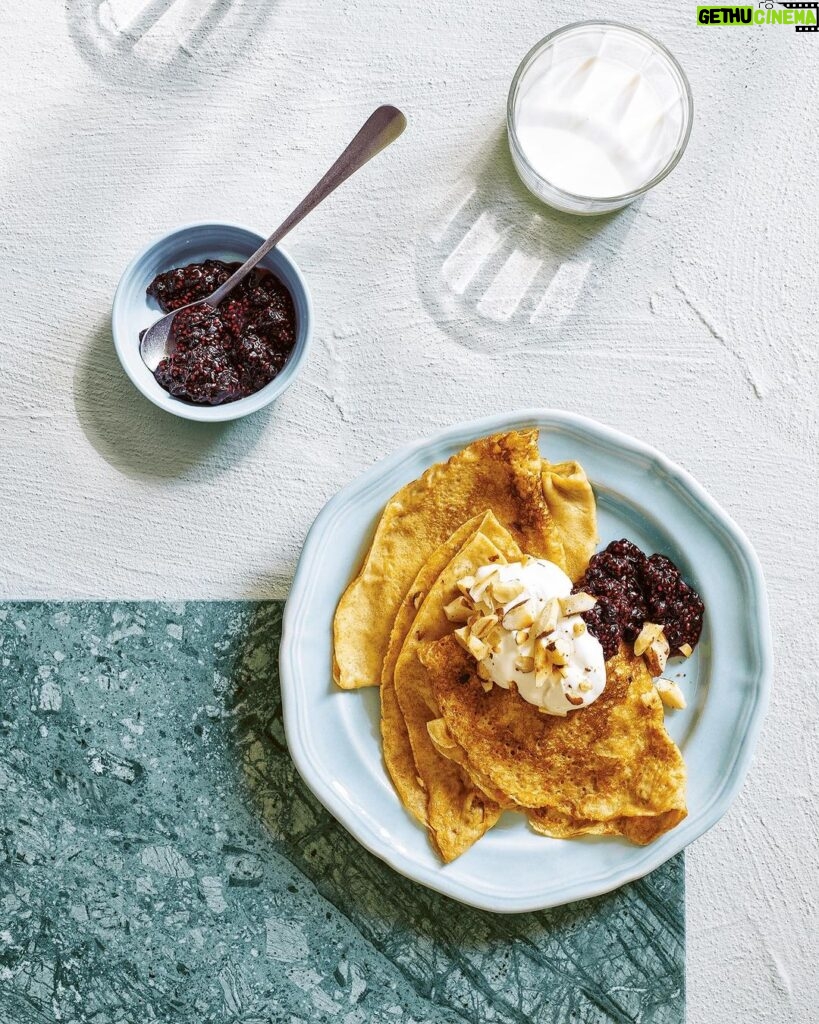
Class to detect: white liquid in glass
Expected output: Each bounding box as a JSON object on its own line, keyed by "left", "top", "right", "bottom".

{"left": 515, "top": 32, "right": 685, "bottom": 200}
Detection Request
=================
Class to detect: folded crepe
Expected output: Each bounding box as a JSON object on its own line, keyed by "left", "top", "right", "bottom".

{"left": 379, "top": 511, "right": 492, "bottom": 827}
{"left": 334, "top": 430, "right": 597, "bottom": 690}
{"left": 383, "top": 516, "right": 523, "bottom": 861}
{"left": 331, "top": 428, "right": 606, "bottom": 859}
{"left": 420, "top": 637, "right": 687, "bottom": 846}
{"left": 541, "top": 459, "right": 599, "bottom": 582}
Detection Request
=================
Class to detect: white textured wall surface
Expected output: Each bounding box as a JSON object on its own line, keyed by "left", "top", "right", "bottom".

{"left": 1, "top": 1, "right": 817, "bottom": 1020}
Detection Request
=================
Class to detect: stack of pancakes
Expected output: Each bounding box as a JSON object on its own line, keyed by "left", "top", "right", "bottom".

{"left": 333, "top": 430, "right": 686, "bottom": 862}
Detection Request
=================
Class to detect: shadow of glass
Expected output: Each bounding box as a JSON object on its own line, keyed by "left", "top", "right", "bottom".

{"left": 73, "top": 320, "right": 271, "bottom": 480}
{"left": 230, "top": 604, "right": 684, "bottom": 1024}
{"left": 415, "top": 130, "right": 639, "bottom": 353}
{"left": 65, "top": 0, "right": 275, "bottom": 88}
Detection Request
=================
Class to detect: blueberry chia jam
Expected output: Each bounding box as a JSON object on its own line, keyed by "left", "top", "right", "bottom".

{"left": 145, "top": 260, "right": 297, "bottom": 405}
{"left": 574, "top": 539, "right": 704, "bottom": 661}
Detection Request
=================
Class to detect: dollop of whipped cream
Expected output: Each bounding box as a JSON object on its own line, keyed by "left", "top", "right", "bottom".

{"left": 451, "top": 558, "right": 607, "bottom": 716}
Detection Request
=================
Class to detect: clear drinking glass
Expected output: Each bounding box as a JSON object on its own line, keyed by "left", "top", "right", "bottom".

{"left": 507, "top": 21, "right": 693, "bottom": 215}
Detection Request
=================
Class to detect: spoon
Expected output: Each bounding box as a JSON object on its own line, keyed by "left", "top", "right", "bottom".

{"left": 140, "top": 104, "right": 407, "bottom": 371}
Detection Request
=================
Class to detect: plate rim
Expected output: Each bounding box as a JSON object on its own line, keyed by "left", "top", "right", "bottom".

{"left": 280, "top": 409, "right": 772, "bottom": 913}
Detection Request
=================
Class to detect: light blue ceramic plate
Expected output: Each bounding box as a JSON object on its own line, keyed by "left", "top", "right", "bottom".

{"left": 280, "top": 410, "right": 771, "bottom": 913}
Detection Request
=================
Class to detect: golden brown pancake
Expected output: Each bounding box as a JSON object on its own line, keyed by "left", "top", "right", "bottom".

{"left": 330, "top": 428, "right": 623, "bottom": 859}
{"left": 424, "top": 718, "right": 671, "bottom": 843}
{"left": 333, "top": 430, "right": 565, "bottom": 690}
{"left": 420, "top": 637, "right": 687, "bottom": 845}
{"left": 389, "top": 523, "right": 524, "bottom": 861}
{"left": 528, "top": 806, "right": 687, "bottom": 844}
{"left": 426, "top": 718, "right": 514, "bottom": 808}
{"left": 379, "top": 511, "right": 494, "bottom": 825}
{"left": 541, "top": 460, "right": 599, "bottom": 581}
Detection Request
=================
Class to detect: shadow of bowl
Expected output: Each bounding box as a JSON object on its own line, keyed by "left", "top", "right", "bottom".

{"left": 73, "top": 319, "right": 271, "bottom": 481}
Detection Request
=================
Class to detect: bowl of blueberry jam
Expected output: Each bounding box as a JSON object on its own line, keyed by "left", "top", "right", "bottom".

{"left": 112, "top": 222, "right": 312, "bottom": 421}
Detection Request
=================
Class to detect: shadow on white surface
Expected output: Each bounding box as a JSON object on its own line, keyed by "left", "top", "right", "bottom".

{"left": 415, "top": 132, "right": 639, "bottom": 353}
{"left": 73, "top": 321, "right": 271, "bottom": 480}
{"left": 66, "top": 0, "right": 274, "bottom": 86}
{"left": 239, "top": 566, "right": 300, "bottom": 600}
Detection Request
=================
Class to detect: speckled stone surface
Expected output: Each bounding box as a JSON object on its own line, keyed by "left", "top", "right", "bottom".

{"left": 0, "top": 603, "right": 684, "bottom": 1024}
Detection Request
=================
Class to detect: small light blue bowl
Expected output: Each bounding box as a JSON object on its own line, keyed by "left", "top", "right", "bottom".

{"left": 112, "top": 221, "right": 313, "bottom": 422}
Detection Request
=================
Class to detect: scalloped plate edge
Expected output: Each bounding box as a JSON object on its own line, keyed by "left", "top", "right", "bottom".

{"left": 280, "top": 409, "right": 772, "bottom": 912}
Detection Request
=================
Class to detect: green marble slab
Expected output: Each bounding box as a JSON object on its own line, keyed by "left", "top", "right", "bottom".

{"left": 0, "top": 603, "right": 684, "bottom": 1024}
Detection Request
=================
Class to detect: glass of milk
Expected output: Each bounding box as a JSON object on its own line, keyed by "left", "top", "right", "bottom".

{"left": 507, "top": 22, "right": 693, "bottom": 215}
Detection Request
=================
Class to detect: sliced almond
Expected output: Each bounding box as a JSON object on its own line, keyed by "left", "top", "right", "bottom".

{"left": 549, "top": 637, "right": 573, "bottom": 668}
{"left": 467, "top": 634, "right": 490, "bottom": 661}
{"left": 533, "top": 639, "right": 550, "bottom": 675}
{"left": 469, "top": 613, "right": 499, "bottom": 639}
{"left": 578, "top": 681, "right": 592, "bottom": 693}
{"left": 484, "top": 624, "right": 505, "bottom": 652}
{"left": 502, "top": 593, "right": 530, "bottom": 616}
{"left": 559, "top": 592, "right": 597, "bottom": 616}
{"left": 491, "top": 579, "right": 525, "bottom": 605}
{"left": 474, "top": 564, "right": 498, "bottom": 581}
{"left": 679, "top": 643, "right": 693, "bottom": 658}
{"left": 515, "top": 628, "right": 531, "bottom": 646}
{"left": 480, "top": 679, "right": 493, "bottom": 693}
{"left": 469, "top": 568, "right": 500, "bottom": 604}
{"left": 454, "top": 626, "right": 489, "bottom": 661}
{"left": 533, "top": 637, "right": 571, "bottom": 676}
{"left": 477, "top": 660, "right": 492, "bottom": 681}
{"left": 456, "top": 575, "right": 475, "bottom": 598}
{"left": 634, "top": 621, "right": 664, "bottom": 657}
{"left": 643, "top": 632, "right": 670, "bottom": 677}
{"left": 503, "top": 601, "right": 535, "bottom": 631}
{"left": 533, "top": 597, "right": 560, "bottom": 637}
{"left": 572, "top": 619, "right": 587, "bottom": 637}
{"left": 443, "top": 595, "right": 472, "bottom": 623}
{"left": 514, "top": 655, "right": 535, "bottom": 674}
{"left": 655, "top": 678, "right": 686, "bottom": 710}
